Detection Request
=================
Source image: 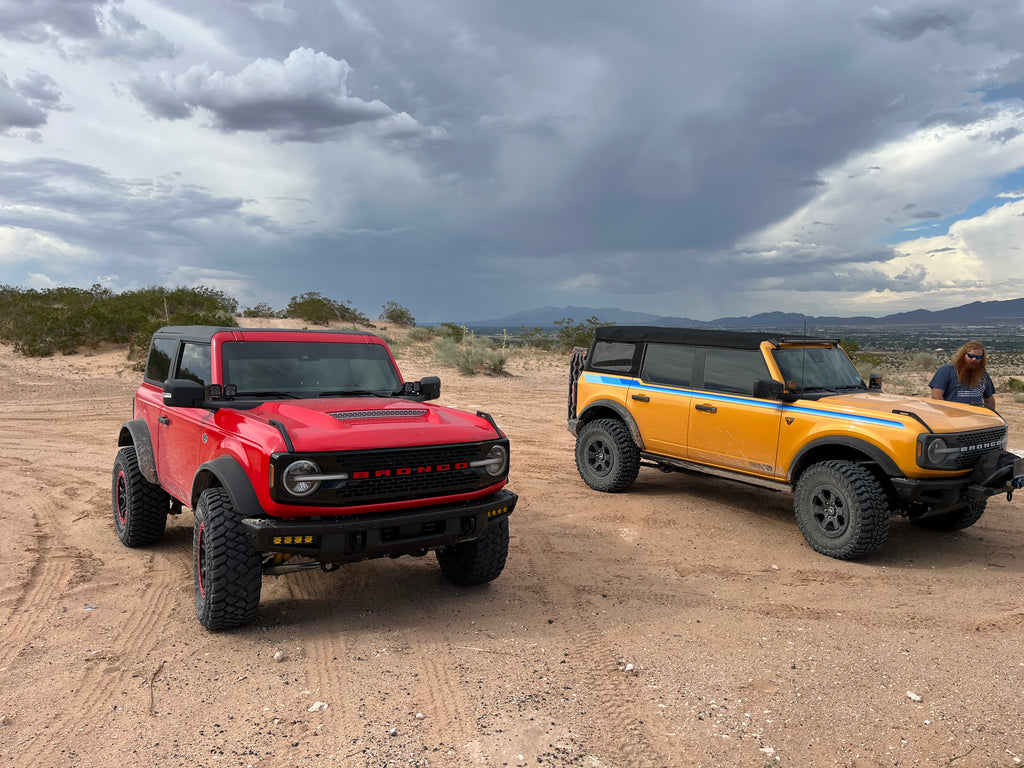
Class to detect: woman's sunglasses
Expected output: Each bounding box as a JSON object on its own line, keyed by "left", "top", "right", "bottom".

{"left": 966, "top": 353, "right": 983, "bottom": 360}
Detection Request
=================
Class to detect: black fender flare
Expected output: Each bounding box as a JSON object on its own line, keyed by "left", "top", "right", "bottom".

{"left": 118, "top": 419, "right": 159, "bottom": 485}
{"left": 192, "top": 456, "right": 263, "bottom": 519}
{"left": 578, "top": 399, "right": 644, "bottom": 449}
{"left": 788, "top": 435, "right": 904, "bottom": 483}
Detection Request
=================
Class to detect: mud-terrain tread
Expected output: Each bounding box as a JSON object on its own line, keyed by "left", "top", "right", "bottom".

{"left": 112, "top": 446, "right": 169, "bottom": 547}
{"left": 914, "top": 498, "right": 987, "bottom": 531}
{"left": 794, "top": 460, "right": 890, "bottom": 560}
{"left": 575, "top": 418, "right": 640, "bottom": 493}
{"left": 193, "top": 488, "right": 262, "bottom": 631}
{"left": 437, "top": 516, "right": 509, "bottom": 586}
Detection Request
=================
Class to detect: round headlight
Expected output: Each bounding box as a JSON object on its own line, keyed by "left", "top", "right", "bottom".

{"left": 282, "top": 459, "right": 322, "bottom": 497}
{"left": 925, "top": 437, "right": 948, "bottom": 466}
{"left": 484, "top": 444, "right": 508, "bottom": 477}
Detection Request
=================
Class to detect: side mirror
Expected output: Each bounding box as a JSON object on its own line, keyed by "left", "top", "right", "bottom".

{"left": 868, "top": 373, "right": 883, "bottom": 390}
{"left": 163, "top": 378, "right": 207, "bottom": 408}
{"left": 402, "top": 376, "right": 442, "bottom": 402}
{"left": 753, "top": 378, "right": 785, "bottom": 400}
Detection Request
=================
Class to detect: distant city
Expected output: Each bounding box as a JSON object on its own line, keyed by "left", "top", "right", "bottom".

{"left": 451, "top": 297, "right": 1024, "bottom": 353}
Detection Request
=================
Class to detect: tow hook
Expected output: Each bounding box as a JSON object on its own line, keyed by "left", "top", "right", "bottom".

{"left": 1009, "top": 474, "right": 1024, "bottom": 502}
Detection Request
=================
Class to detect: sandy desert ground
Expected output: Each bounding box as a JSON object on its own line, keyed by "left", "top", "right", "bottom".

{"left": 1, "top": 330, "right": 1023, "bottom": 768}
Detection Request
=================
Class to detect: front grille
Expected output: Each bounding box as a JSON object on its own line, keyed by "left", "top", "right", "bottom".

{"left": 944, "top": 426, "right": 1007, "bottom": 468}
{"left": 272, "top": 441, "right": 505, "bottom": 507}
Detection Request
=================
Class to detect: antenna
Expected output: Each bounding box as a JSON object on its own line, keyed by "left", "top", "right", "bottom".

{"left": 800, "top": 320, "right": 807, "bottom": 394}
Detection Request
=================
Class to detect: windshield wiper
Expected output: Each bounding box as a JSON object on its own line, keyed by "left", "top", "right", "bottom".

{"left": 318, "top": 389, "right": 389, "bottom": 397}
{"left": 233, "top": 390, "right": 301, "bottom": 399}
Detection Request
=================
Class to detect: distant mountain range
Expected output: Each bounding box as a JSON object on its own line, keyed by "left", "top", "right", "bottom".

{"left": 460, "top": 297, "right": 1024, "bottom": 331}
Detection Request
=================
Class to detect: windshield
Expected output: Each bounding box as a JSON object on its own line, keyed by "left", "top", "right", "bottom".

{"left": 221, "top": 341, "right": 402, "bottom": 397}
{"left": 772, "top": 345, "right": 863, "bottom": 392}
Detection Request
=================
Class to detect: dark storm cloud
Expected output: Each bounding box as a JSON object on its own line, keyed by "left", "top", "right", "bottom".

{"left": 758, "top": 263, "right": 932, "bottom": 294}
{"left": 0, "top": 158, "right": 261, "bottom": 251}
{"left": 860, "top": 3, "right": 971, "bottom": 41}
{"left": 13, "top": 71, "right": 65, "bottom": 108}
{"left": 131, "top": 48, "right": 435, "bottom": 142}
{"left": 0, "top": 76, "right": 48, "bottom": 131}
{"left": 3, "top": 0, "right": 1024, "bottom": 318}
{"left": 0, "top": 0, "right": 177, "bottom": 59}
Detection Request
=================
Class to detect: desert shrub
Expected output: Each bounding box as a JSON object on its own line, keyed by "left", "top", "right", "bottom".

{"left": 431, "top": 336, "right": 506, "bottom": 375}
{"left": 0, "top": 284, "right": 236, "bottom": 357}
{"left": 553, "top": 316, "right": 607, "bottom": 352}
{"left": 518, "top": 325, "right": 553, "bottom": 350}
{"left": 379, "top": 301, "right": 416, "bottom": 326}
{"left": 406, "top": 326, "right": 434, "bottom": 343}
{"left": 481, "top": 349, "right": 508, "bottom": 375}
{"left": 437, "top": 322, "right": 465, "bottom": 342}
{"left": 1004, "top": 377, "right": 1024, "bottom": 393}
{"left": 907, "top": 352, "right": 938, "bottom": 371}
{"left": 241, "top": 302, "right": 279, "bottom": 318}
{"left": 284, "top": 291, "right": 371, "bottom": 326}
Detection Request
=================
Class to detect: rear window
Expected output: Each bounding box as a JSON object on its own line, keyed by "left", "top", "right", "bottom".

{"left": 144, "top": 337, "right": 176, "bottom": 384}
{"left": 641, "top": 343, "right": 696, "bottom": 387}
{"left": 588, "top": 341, "right": 636, "bottom": 374}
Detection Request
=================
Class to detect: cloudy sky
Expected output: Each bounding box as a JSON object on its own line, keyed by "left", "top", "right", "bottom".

{"left": 2, "top": 0, "right": 1024, "bottom": 323}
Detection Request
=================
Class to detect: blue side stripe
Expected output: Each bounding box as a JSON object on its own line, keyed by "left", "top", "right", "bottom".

{"left": 581, "top": 373, "right": 907, "bottom": 430}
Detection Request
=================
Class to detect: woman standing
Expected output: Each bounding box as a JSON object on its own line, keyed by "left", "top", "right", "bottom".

{"left": 929, "top": 341, "right": 996, "bottom": 409}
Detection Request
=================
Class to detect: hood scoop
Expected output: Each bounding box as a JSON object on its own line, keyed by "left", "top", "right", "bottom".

{"left": 328, "top": 408, "right": 428, "bottom": 423}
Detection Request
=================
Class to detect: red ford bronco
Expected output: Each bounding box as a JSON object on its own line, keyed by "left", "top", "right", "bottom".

{"left": 113, "top": 326, "right": 517, "bottom": 630}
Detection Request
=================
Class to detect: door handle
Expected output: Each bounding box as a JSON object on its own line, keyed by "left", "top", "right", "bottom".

{"left": 631, "top": 394, "right": 650, "bottom": 402}
{"left": 695, "top": 404, "right": 717, "bottom": 413}
{"left": 158, "top": 416, "right": 170, "bottom": 425}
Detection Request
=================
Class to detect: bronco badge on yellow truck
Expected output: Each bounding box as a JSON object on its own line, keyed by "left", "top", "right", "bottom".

{"left": 567, "top": 326, "right": 1023, "bottom": 559}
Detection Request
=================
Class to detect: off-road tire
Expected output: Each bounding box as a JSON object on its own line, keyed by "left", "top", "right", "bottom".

{"left": 794, "top": 460, "right": 890, "bottom": 560}
{"left": 914, "top": 498, "right": 988, "bottom": 532}
{"left": 193, "top": 488, "right": 262, "bottom": 631}
{"left": 112, "top": 446, "right": 170, "bottom": 547}
{"left": 437, "top": 517, "right": 509, "bottom": 586}
{"left": 575, "top": 418, "right": 640, "bottom": 492}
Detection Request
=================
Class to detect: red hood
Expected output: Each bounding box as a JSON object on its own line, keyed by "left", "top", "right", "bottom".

{"left": 245, "top": 397, "right": 502, "bottom": 452}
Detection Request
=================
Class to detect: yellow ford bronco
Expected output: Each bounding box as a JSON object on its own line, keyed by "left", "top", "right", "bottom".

{"left": 567, "top": 326, "right": 1023, "bottom": 559}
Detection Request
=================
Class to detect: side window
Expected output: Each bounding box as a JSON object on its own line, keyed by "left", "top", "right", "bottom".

{"left": 178, "top": 342, "right": 211, "bottom": 386}
{"left": 703, "top": 348, "right": 770, "bottom": 395}
{"left": 641, "top": 343, "right": 695, "bottom": 387}
{"left": 144, "top": 337, "right": 176, "bottom": 384}
{"left": 589, "top": 341, "right": 637, "bottom": 374}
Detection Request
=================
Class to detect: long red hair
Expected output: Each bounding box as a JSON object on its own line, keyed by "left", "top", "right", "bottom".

{"left": 952, "top": 341, "right": 987, "bottom": 388}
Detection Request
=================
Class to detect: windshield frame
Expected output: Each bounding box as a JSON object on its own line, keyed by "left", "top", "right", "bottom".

{"left": 219, "top": 339, "right": 403, "bottom": 398}
{"left": 771, "top": 343, "right": 864, "bottom": 394}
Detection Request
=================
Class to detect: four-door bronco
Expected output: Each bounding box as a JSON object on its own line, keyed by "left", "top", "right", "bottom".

{"left": 113, "top": 326, "right": 517, "bottom": 630}
{"left": 568, "top": 326, "right": 1023, "bottom": 560}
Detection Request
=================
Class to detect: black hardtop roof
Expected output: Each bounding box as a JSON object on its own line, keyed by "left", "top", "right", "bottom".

{"left": 593, "top": 325, "right": 836, "bottom": 350}
{"left": 153, "top": 326, "right": 382, "bottom": 344}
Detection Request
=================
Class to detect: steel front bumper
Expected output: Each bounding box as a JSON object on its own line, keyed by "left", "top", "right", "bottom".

{"left": 890, "top": 454, "right": 1024, "bottom": 516}
{"left": 242, "top": 489, "right": 518, "bottom": 563}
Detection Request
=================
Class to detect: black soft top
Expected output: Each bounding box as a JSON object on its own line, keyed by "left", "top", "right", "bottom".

{"left": 593, "top": 326, "right": 834, "bottom": 350}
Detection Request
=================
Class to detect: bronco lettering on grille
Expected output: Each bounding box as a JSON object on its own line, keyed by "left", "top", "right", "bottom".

{"left": 352, "top": 462, "right": 470, "bottom": 479}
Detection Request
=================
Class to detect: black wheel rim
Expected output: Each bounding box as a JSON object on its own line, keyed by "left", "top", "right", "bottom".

{"left": 584, "top": 436, "right": 613, "bottom": 477}
{"left": 196, "top": 522, "right": 208, "bottom": 598}
{"left": 116, "top": 471, "right": 128, "bottom": 526}
{"left": 809, "top": 482, "right": 849, "bottom": 538}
